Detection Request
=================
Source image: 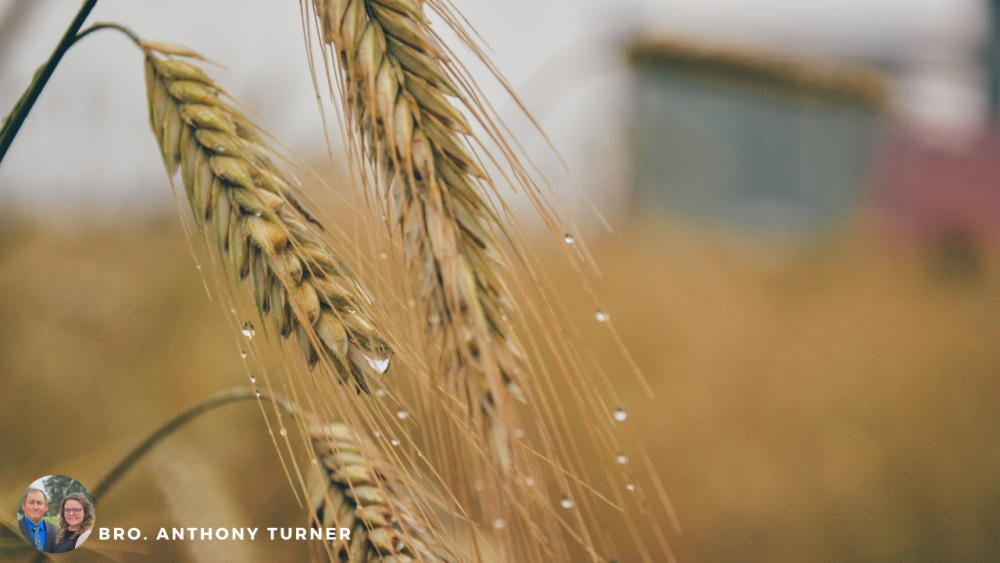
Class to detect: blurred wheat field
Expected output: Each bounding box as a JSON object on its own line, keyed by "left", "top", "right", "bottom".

{"left": 1, "top": 211, "right": 998, "bottom": 562}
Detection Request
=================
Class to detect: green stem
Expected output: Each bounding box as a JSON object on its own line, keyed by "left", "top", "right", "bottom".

{"left": 0, "top": 0, "right": 99, "bottom": 166}
{"left": 90, "top": 387, "right": 294, "bottom": 504}
{"left": 75, "top": 22, "right": 142, "bottom": 46}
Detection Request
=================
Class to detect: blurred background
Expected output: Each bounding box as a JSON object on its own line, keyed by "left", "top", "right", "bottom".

{"left": 2, "top": 0, "right": 1000, "bottom": 561}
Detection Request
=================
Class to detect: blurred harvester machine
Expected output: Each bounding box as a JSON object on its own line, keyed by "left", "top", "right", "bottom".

{"left": 628, "top": 38, "right": 890, "bottom": 233}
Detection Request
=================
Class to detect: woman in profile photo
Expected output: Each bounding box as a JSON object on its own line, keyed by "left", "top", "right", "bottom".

{"left": 52, "top": 493, "right": 94, "bottom": 553}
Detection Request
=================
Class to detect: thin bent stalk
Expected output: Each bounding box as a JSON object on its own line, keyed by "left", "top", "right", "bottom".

{"left": 91, "top": 387, "right": 287, "bottom": 504}
{"left": 0, "top": 0, "right": 99, "bottom": 164}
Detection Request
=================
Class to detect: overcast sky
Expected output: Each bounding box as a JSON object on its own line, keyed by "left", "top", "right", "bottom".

{"left": 0, "top": 0, "right": 988, "bottom": 221}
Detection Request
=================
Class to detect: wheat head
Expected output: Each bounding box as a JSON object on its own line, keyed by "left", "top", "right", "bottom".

{"left": 308, "top": 422, "right": 459, "bottom": 563}
{"left": 142, "top": 41, "right": 391, "bottom": 392}
{"left": 313, "top": 0, "right": 531, "bottom": 473}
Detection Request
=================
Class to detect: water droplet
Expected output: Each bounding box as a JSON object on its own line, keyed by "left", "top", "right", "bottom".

{"left": 254, "top": 212, "right": 262, "bottom": 217}
{"left": 311, "top": 458, "right": 317, "bottom": 464}
{"left": 616, "top": 453, "right": 629, "bottom": 464}
{"left": 408, "top": 299, "right": 416, "bottom": 308}
{"left": 595, "top": 309, "right": 609, "bottom": 322}
{"left": 279, "top": 428, "right": 286, "bottom": 436}
{"left": 348, "top": 309, "right": 357, "bottom": 314}
{"left": 613, "top": 405, "right": 628, "bottom": 421}
{"left": 513, "top": 428, "right": 524, "bottom": 438}
{"left": 524, "top": 476, "right": 535, "bottom": 486}
{"left": 380, "top": 252, "right": 388, "bottom": 260}
{"left": 196, "top": 264, "right": 202, "bottom": 270}
{"left": 249, "top": 374, "right": 256, "bottom": 383}
{"left": 241, "top": 350, "right": 247, "bottom": 358}
{"left": 428, "top": 313, "right": 441, "bottom": 325}
{"left": 501, "top": 314, "right": 508, "bottom": 322}
{"left": 625, "top": 482, "right": 635, "bottom": 491}
{"left": 241, "top": 322, "right": 255, "bottom": 339}
{"left": 564, "top": 233, "right": 574, "bottom": 244}
{"left": 255, "top": 390, "right": 261, "bottom": 397}
{"left": 231, "top": 307, "right": 236, "bottom": 314}
{"left": 396, "top": 408, "right": 409, "bottom": 420}
{"left": 391, "top": 438, "right": 400, "bottom": 446}
{"left": 493, "top": 518, "right": 505, "bottom": 529}
{"left": 474, "top": 480, "right": 485, "bottom": 491}
{"left": 417, "top": 451, "right": 422, "bottom": 457}
{"left": 560, "top": 496, "right": 574, "bottom": 509}
{"left": 364, "top": 354, "right": 390, "bottom": 374}
{"left": 374, "top": 431, "right": 381, "bottom": 437}
{"left": 375, "top": 387, "right": 387, "bottom": 397}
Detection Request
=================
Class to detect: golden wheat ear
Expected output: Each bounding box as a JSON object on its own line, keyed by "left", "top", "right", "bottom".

{"left": 307, "top": 422, "right": 462, "bottom": 563}
{"left": 313, "top": 0, "right": 535, "bottom": 477}
{"left": 306, "top": 7, "right": 688, "bottom": 562}
{"left": 141, "top": 40, "right": 391, "bottom": 392}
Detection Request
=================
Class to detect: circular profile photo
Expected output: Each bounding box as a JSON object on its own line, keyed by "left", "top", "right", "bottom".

{"left": 16, "top": 476, "right": 96, "bottom": 554}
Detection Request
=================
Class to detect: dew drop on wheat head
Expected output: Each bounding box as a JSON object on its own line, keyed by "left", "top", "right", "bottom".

{"left": 391, "top": 438, "right": 400, "bottom": 446}
{"left": 493, "top": 518, "right": 505, "bottom": 530}
{"left": 279, "top": 428, "right": 286, "bottom": 436}
{"left": 241, "top": 350, "right": 247, "bottom": 358}
{"left": 626, "top": 482, "right": 635, "bottom": 491}
{"left": 365, "top": 354, "right": 390, "bottom": 374}
{"left": 241, "top": 322, "right": 255, "bottom": 339}
{"left": 596, "top": 309, "right": 609, "bottom": 322}
{"left": 249, "top": 374, "right": 256, "bottom": 383}
{"left": 560, "top": 496, "right": 574, "bottom": 509}
{"left": 255, "top": 390, "right": 260, "bottom": 397}
{"left": 396, "top": 408, "right": 409, "bottom": 420}
{"left": 564, "top": 233, "right": 574, "bottom": 244}
{"left": 614, "top": 405, "right": 628, "bottom": 421}
{"left": 616, "top": 453, "right": 628, "bottom": 464}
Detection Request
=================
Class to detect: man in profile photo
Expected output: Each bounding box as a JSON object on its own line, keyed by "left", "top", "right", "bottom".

{"left": 18, "top": 489, "right": 56, "bottom": 552}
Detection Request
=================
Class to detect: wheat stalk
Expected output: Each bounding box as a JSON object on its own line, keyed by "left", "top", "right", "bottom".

{"left": 308, "top": 422, "right": 459, "bottom": 563}
{"left": 313, "top": 0, "right": 531, "bottom": 473}
{"left": 142, "top": 41, "right": 391, "bottom": 392}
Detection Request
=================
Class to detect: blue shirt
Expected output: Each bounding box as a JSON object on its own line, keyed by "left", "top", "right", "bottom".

{"left": 23, "top": 516, "right": 46, "bottom": 549}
